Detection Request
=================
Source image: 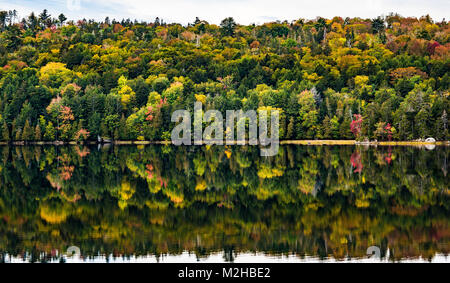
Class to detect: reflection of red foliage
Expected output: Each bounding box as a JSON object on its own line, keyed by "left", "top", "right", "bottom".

{"left": 60, "top": 165, "right": 74, "bottom": 180}
{"left": 385, "top": 146, "right": 392, "bottom": 164}
{"left": 75, "top": 147, "right": 90, "bottom": 158}
{"left": 145, "top": 164, "right": 154, "bottom": 179}
{"left": 158, "top": 177, "right": 167, "bottom": 188}
{"left": 350, "top": 151, "right": 363, "bottom": 173}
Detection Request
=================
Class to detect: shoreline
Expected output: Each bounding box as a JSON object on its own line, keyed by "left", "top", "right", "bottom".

{"left": 0, "top": 140, "right": 448, "bottom": 146}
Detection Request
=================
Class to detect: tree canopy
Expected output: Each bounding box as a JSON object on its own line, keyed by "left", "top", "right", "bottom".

{"left": 0, "top": 11, "right": 448, "bottom": 142}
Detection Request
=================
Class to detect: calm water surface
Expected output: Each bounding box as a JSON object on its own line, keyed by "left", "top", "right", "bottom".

{"left": 0, "top": 145, "right": 448, "bottom": 263}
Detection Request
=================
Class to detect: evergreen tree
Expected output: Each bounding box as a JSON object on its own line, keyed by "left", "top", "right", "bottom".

{"left": 119, "top": 114, "right": 128, "bottom": 140}
{"left": 35, "top": 124, "right": 42, "bottom": 141}
{"left": 1, "top": 122, "right": 10, "bottom": 142}
{"left": 322, "top": 116, "right": 331, "bottom": 139}
{"left": 15, "top": 128, "right": 22, "bottom": 141}
{"left": 415, "top": 108, "right": 430, "bottom": 139}
{"left": 22, "top": 120, "right": 33, "bottom": 141}
{"left": 100, "top": 121, "right": 108, "bottom": 138}
{"left": 286, "top": 117, "right": 295, "bottom": 139}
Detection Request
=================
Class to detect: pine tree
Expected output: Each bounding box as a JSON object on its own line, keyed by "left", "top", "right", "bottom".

{"left": 100, "top": 121, "right": 108, "bottom": 138}
{"left": 415, "top": 108, "right": 430, "bottom": 139}
{"left": 1, "top": 122, "right": 10, "bottom": 142}
{"left": 11, "top": 119, "right": 17, "bottom": 139}
{"left": 322, "top": 116, "right": 331, "bottom": 139}
{"left": 441, "top": 110, "right": 448, "bottom": 140}
{"left": 35, "top": 124, "right": 42, "bottom": 141}
{"left": 286, "top": 117, "right": 295, "bottom": 139}
{"left": 119, "top": 114, "right": 128, "bottom": 140}
{"left": 15, "top": 128, "right": 22, "bottom": 141}
{"left": 22, "top": 120, "right": 34, "bottom": 141}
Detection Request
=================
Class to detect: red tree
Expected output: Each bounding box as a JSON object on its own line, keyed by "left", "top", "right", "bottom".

{"left": 350, "top": 114, "right": 363, "bottom": 138}
{"left": 384, "top": 123, "right": 393, "bottom": 141}
{"left": 350, "top": 151, "right": 363, "bottom": 173}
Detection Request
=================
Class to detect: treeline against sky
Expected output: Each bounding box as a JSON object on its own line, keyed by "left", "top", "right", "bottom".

{"left": 0, "top": 11, "right": 449, "bottom": 141}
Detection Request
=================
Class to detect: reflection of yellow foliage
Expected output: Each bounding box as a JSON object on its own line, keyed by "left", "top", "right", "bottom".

{"left": 51, "top": 230, "right": 60, "bottom": 237}
{"left": 148, "top": 179, "right": 162, "bottom": 194}
{"left": 170, "top": 194, "right": 183, "bottom": 204}
{"left": 120, "top": 180, "right": 135, "bottom": 201}
{"left": 164, "top": 187, "right": 184, "bottom": 204}
{"left": 193, "top": 157, "right": 206, "bottom": 176}
{"left": 40, "top": 204, "right": 69, "bottom": 224}
{"left": 355, "top": 196, "right": 370, "bottom": 208}
{"left": 150, "top": 216, "right": 164, "bottom": 225}
{"left": 254, "top": 184, "right": 275, "bottom": 200}
{"left": 195, "top": 179, "right": 207, "bottom": 191}
{"left": 118, "top": 199, "right": 128, "bottom": 210}
{"left": 298, "top": 178, "right": 315, "bottom": 194}
{"left": 145, "top": 200, "right": 169, "bottom": 210}
{"left": 305, "top": 202, "right": 322, "bottom": 211}
{"left": 257, "top": 164, "right": 284, "bottom": 179}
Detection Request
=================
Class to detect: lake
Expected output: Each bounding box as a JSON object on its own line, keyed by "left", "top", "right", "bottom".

{"left": 0, "top": 145, "right": 448, "bottom": 263}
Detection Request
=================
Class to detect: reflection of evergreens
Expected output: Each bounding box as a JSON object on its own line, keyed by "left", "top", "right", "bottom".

{"left": 0, "top": 145, "right": 448, "bottom": 262}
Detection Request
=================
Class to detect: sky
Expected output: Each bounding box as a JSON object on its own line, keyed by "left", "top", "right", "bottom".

{"left": 0, "top": 0, "right": 448, "bottom": 25}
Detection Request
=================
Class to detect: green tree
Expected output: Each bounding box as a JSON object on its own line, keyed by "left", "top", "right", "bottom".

{"left": 44, "top": 122, "right": 56, "bottom": 141}
{"left": 15, "top": 128, "right": 22, "bottom": 141}
{"left": 58, "top": 13, "right": 67, "bottom": 26}
{"left": 286, "top": 117, "right": 295, "bottom": 139}
{"left": 22, "top": 120, "right": 34, "bottom": 141}
{"left": 119, "top": 114, "right": 128, "bottom": 140}
{"left": 322, "top": 116, "right": 331, "bottom": 139}
{"left": 1, "top": 122, "right": 10, "bottom": 142}
{"left": 35, "top": 124, "right": 42, "bottom": 141}
{"left": 220, "top": 17, "right": 236, "bottom": 36}
{"left": 415, "top": 108, "right": 430, "bottom": 139}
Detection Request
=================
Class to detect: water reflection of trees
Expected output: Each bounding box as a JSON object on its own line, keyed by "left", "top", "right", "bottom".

{"left": 0, "top": 145, "right": 448, "bottom": 262}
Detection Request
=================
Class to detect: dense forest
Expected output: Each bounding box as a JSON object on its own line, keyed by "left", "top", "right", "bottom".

{"left": 0, "top": 145, "right": 448, "bottom": 261}
{"left": 0, "top": 10, "right": 449, "bottom": 142}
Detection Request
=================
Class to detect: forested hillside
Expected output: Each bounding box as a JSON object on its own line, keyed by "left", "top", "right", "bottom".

{"left": 0, "top": 10, "right": 448, "bottom": 142}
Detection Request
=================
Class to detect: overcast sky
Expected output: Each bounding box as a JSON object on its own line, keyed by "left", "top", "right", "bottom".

{"left": 0, "top": 0, "right": 448, "bottom": 25}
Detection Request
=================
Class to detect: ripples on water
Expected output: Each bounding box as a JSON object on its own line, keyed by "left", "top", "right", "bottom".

{"left": 0, "top": 145, "right": 448, "bottom": 263}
